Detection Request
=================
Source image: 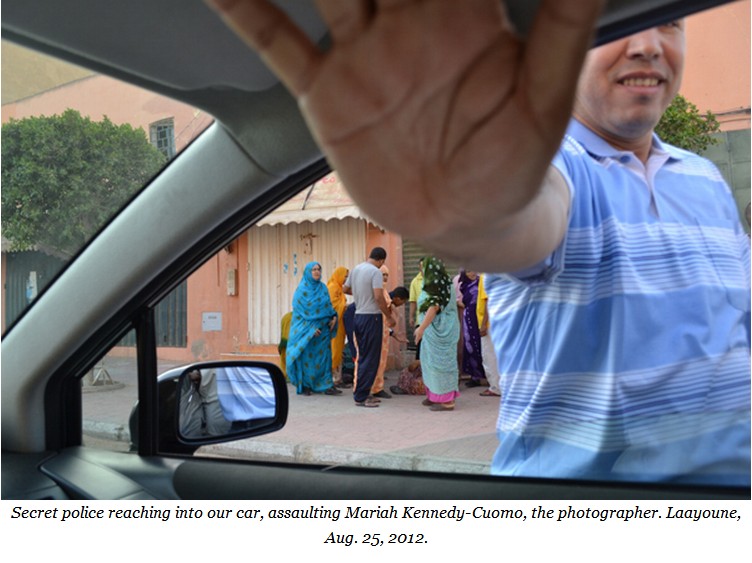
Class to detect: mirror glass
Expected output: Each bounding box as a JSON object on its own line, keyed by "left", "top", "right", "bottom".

{"left": 178, "top": 366, "right": 277, "bottom": 440}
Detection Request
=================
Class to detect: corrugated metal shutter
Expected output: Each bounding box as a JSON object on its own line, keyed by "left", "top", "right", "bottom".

{"left": 3, "top": 251, "right": 65, "bottom": 328}
{"left": 247, "top": 218, "right": 367, "bottom": 345}
{"left": 119, "top": 281, "right": 187, "bottom": 348}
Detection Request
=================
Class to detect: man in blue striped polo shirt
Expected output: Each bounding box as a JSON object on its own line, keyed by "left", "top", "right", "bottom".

{"left": 485, "top": 22, "right": 750, "bottom": 486}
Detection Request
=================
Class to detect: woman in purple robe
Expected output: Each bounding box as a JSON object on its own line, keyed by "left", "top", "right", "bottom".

{"left": 458, "top": 270, "right": 486, "bottom": 387}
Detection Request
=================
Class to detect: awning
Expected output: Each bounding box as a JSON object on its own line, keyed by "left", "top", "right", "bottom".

{"left": 256, "top": 172, "right": 371, "bottom": 226}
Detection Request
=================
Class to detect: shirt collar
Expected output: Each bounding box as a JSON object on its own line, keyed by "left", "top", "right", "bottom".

{"left": 566, "top": 118, "right": 686, "bottom": 162}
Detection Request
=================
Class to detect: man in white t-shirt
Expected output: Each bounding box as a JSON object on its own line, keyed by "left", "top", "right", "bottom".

{"left": 344, "top": 247, "right": 396, "bottom": 408}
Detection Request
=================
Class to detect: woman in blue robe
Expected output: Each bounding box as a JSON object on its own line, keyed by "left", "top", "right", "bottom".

{"left": 286, "top": 262, "right": 341, "bottom": 395}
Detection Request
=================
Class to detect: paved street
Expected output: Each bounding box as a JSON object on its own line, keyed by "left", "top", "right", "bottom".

{"left": 82, "top": 356, "right": 501, "bottom": 474}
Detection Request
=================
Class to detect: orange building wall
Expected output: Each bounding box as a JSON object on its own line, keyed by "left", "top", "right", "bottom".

{"left": 177, "top": 237, "right": 250, "bottom": 363}
{"left": 1, "top": 74, "right": 213, "bottom": 149}
{"left": 365, "top": 224, "right": 405, "bottom": 287}
{"left": 683, "top": 1, "right": 751, "bottom": 131}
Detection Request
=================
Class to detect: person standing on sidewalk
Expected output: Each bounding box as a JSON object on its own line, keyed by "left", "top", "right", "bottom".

{"left": 476, "top": 275, "right": 501, "bottom": 398}
{"left": 342, "top": 301, "right": 357, "bottom": 387}
{"left": 287, "top": 262, "right": 341, "bottom": 396}
{"left": 277, "top": 311, "right": 292, "bottom": 382}
{"left": 327, "top": 265, "right": 350, "bottom": 387}
{"left": 452, "top": 270, "right": 465, "bottom": 381}
{"left": 370, "top": 265, "right": 394, "bottom": 399}
{"left": 458, "top": 270, "right": 487, "bottom": 388}
{"left": 373, "top": 284, "right": 411, "bottom": 399}
{"left": 414, "top": 256, "right": 461, "bottom": 412}
{"left": 344, "top": 247, "right": 396, "bottom": 408}
{"left": 408, "top": 257, "right": 424, "bottom": 360}
{"left": 369, "top": 266, "right": 411, "bottom": 398}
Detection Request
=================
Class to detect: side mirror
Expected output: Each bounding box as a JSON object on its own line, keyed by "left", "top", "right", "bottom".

{"left": 175, "top": 362, "right": 287, "bottom": 445}
{"left": 129, "top": 361, "right": 288, "bottom": 455}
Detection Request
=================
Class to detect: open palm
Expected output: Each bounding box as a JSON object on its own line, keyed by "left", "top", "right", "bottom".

{"left": 207, "top": 0, "right": 602, "bottom": 266}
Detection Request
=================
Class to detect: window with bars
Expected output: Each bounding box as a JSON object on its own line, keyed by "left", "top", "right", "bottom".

{"left": 149, "top": 118, "right": 176, "bottom": 158}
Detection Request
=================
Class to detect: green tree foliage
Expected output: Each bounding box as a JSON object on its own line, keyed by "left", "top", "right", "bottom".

{"left": 656, "top": 94, "right": 720, "bottom": 153}
{"left": 2, "top": 109, "right": 166, "bottom": 258}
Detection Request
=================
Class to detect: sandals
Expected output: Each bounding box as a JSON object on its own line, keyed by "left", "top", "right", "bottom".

{"left": 324, "top": 387, "right": 342, "bottom": 395}
{"left": 355, "top": 398, "right": 380, "bottom": 408}
{"left": 421, "top": 398, "right": 435, "bottom": 406}
{"left": 479, "top": 389, "right": 501, "bottom": 397}
{"left": 429, "top": 402, "right": 455, "bottom": 412}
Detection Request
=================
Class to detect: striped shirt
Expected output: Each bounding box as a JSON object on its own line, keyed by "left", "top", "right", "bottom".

{"left": 485, "top": 120, "right": 750, "bottom": 485}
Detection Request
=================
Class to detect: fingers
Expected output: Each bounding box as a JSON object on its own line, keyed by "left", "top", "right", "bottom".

{"left": 315, "top": 1, "right": 418, "bottom": 45}
{"left": 204, "top": 0, "right": 322, "bottom": 96}
{"left": 522, "top": 0, "right": 604, "bottom": 136}
{"left": 315, "top": 0, "right": 373, "bottom": 43}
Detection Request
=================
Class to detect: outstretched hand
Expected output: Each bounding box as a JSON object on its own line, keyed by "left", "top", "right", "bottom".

{"left": 206, "top": 0, "right": 602, "bottom": 270}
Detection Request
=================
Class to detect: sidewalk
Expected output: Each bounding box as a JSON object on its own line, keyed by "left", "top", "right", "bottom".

{"left": 82, "top": 357, "right": 501, "bottom": 474}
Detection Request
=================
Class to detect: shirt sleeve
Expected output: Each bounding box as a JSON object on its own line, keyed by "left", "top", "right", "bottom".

{"left": 502, "top": 143, "right": 576, "bottom": 286}
{"left": 371, "top": 268, "right": 383, "bottom": 289}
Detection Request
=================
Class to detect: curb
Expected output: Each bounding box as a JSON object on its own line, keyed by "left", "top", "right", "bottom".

{"left": 198, "top": 439, "right": 491, "bottom": 474}
{"left": 83, "top": 421, "right": 492, "bottom": 475}
{"left": 83, "top": 420, "right": 130, "bottom": 443}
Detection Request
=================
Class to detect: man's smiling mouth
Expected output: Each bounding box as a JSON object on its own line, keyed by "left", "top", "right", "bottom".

{"left": 620, "top": 77, "right": 661, "bottom": 87}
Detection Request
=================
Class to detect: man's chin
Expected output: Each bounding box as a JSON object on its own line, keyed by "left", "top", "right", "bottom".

{"left": 612, "top": 112, "right": 662, "bottom": 139}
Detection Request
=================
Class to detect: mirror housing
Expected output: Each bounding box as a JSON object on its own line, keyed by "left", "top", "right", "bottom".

{"left": 129, "top": 361, "right": 288, "bottom": 455}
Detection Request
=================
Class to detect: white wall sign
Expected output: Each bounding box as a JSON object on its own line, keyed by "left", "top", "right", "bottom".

{"left": 202, "top": 312, "right": 222, "bottom": 332}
